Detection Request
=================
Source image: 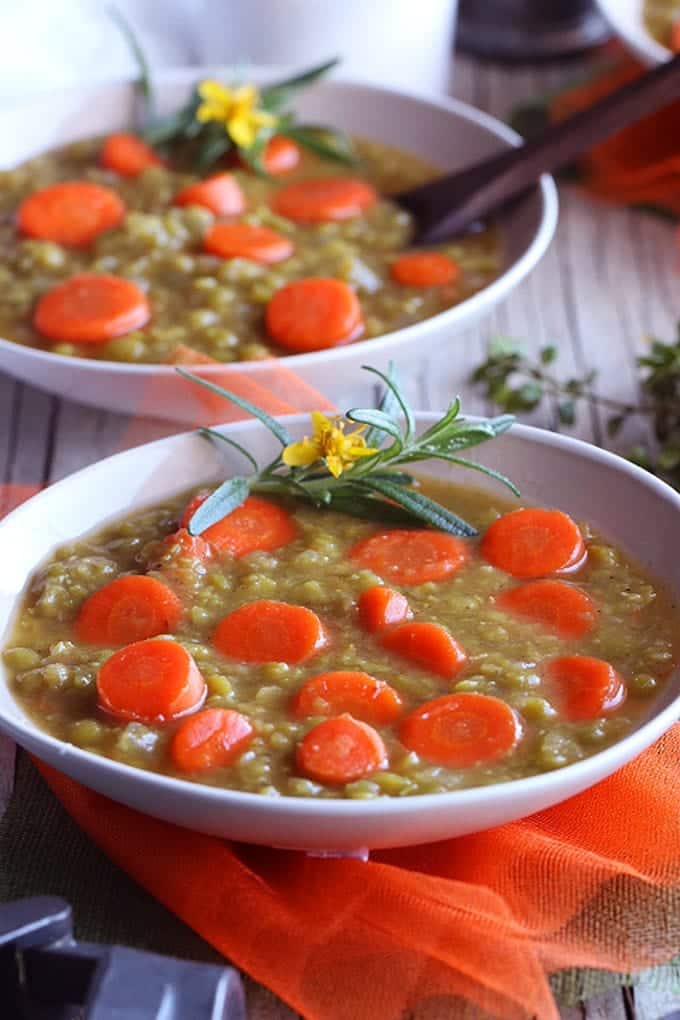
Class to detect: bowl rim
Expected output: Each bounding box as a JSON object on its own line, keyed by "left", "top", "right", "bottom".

{"left": 595, "top": 0, "right": 671, "bottom": 66}
{"left": 0, "top": 67, "right": 559, "bottom": 375}
{"left": 1, "top": 413, "right": 679, "bottom": 818}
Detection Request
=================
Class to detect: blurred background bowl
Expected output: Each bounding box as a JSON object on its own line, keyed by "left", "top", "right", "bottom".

{"left": 595, "top": 0, "right": 672, "bottom": 65}
{"left": 0, "top": 69, "right": 557, "bottom": 420}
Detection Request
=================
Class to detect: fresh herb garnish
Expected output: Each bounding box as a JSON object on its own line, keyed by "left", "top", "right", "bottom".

{"left": 110, "top": 6, "right": 355, "bottom": 176}
{"left": 178, "top": 365, "right": 517, "bottom": 538}
{"left": 471, "top": 323, "right": 680, "bottom": 488}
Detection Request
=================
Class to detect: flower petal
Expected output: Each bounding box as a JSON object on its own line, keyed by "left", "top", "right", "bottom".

{"left": 282, "top": 438, "right": 321, "bottom": 468}
{"left": 311, "top": 411, "right": 334, "bottom": 439}
{"left": 324, "top": 454, "right": 344, "bottom": 478}
{"left": 228, "top": 115, "right": 257, "bottom": 148}
{"left": 198, "top": 80, "right": 233, "bottom": 103}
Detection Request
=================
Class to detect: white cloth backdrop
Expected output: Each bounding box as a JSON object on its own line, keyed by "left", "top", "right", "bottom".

{"left": 0, "top": 0, "right": 203, "bottom": 104}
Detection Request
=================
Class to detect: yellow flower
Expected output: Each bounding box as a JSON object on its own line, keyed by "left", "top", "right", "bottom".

{"left": 282, "top": 412, "right": 378, "bottom": 479}
{"left": 196, "top": 80, "right": 276, "bottom": 148}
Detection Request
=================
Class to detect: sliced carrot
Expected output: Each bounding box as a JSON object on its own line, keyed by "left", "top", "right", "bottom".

{"left": 380, "top": 622, "right": 467, "bottom": 680}
{"left": 173, "top": 172, "right": 245, "bottom": 217}
{"left": 358, "top": 585, "right": 412, "bottom": 633}
{"left": 390, "top": 252, "right": 460, "bottom": 287}
{"left": 480, "top": 508, "right": 586, "bottom": 579}
{"left": 349, "top": 529, "right": 470, "bottom": 586}
{"left": 33, "top": 273, "right": 150, "bottom": 344}
{"left": 263, "top": 135, "right": 301, "bottom": 175}
{"left": 296, "top": 715, "right": 387, "bottom": 785}
{"left": 182, "top": 493, "right": 296, "bottom": 558}
{"left": 170, "top": 708, "right": 253, "bottom": 772}
{"left": 543, "top": 655, "right": 626, "bottom": 721}
{"left": 400, "top": 693, "right": 523, "bottom": 767}
{"left": 75, "top": 575, "right": 183, "bottom": 646}
{"left": 100, "top": 133, "right": 163, "bottom": 177}
{"left": 163, "top": 528, "right": 213, "bottom": 562}
{"left": 97, "top": 638, "right": 206, "bottom": 724}
{"left": 17, "top": 181, "right": 126, "bottom": 247}
{"left": 265, "top": 277, "right": 363, "bottom": 352}
{"left": 166, "top": 344, "right": 219, "bottom": 366}
{"left": 213, "top": 600, "right": 327, "bottom": 664}
{"left": 203, "top": 222, "right": 293, "bottom": 264}
{"left": 271, "top": 177, "right": 377, "bottom": 223}
{"left": 291, "top": 670, "right": 403, "bottom": 725}
{"left": 497, "top": 579, "right": 598, "bottom": 638}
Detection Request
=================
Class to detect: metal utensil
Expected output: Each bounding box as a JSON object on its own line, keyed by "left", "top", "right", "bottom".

{"left": 397, "top": 53, "right": 680, "bottom": 244}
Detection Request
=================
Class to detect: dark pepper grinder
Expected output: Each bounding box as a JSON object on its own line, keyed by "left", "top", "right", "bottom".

{"left": 457, "top": 0, "right": 611, "bottom": 60}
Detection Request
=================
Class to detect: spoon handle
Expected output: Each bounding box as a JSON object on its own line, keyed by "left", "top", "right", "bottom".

{"left": 402, "top": 53, "right": 680, "bottom": 244}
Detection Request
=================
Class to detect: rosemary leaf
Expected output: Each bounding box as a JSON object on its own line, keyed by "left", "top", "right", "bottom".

{"left": 199, "top": 428, "right": 260, "bottom": 472}
{"left": 362, "top": 365, "right": 415, "bottom": 444}
{"left": 109, "top": 5, "right": 153, "bottom": 122}
{"left": 359, "top": 477, "right": 477, "bottom": 537}
{"left": 175, "top": 369, "right": 292, "bottom": 446}
{"left": 345, "top": 407, "right": 403, "bottom": 445}
{"left": 283, "top": 125, "right": 356, "bottom": 166}
{"left": 428, "top": 453, "right": 520, "bottom": 497}
{"left": 187, "top": 477, "right": 249, "bottom": 535}
{"left": 261, "top": 59, "right": 340, "bottom": 112}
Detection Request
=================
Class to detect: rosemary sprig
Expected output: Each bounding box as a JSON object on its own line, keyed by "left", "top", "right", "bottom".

{"left": 140, "top": 56, "right": 354, "bottom": 173}
{"left": 471, "top": 324, "right": 680, "bottom": 489}
{"left": 178, "top": 365, "right": 518, "bottom": 539}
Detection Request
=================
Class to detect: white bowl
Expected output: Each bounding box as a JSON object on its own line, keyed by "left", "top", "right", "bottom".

{"left": 0, "top": 414, "right": 678, "bottom": 851}
{"left": 596, "top": 0, "right": 672, "bottom": 65}
{"left": 0, "top": 68, "right": 557, "bottom": 420}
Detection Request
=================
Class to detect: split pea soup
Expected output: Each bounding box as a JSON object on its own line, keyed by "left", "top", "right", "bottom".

{"left": 3, "top": 479, "right": 677, "bottom": 800}
{"left": 0, "top": 132, "right": 500, "bottom": 364}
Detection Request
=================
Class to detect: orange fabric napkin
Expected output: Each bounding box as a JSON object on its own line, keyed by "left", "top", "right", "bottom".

{"left": 35, "top": 728, "right": 680, "bottom": 1020}
{"left": 3, "top": 364, "right": 680, "bottom": 1020}
{"left": 517, "top": 44, "right": 680, "bottom": 218}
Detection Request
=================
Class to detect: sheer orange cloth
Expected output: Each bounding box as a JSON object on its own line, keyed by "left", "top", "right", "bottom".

{"left": 549, "top": 48, "right": 680, "bottom": 217}
{"left": 3, "top": 364, "right": 680, "bottom": 1020}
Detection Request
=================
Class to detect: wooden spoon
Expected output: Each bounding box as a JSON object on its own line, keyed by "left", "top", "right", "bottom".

{"left": 396, "top": 53, "right": 680, "bottom": 244}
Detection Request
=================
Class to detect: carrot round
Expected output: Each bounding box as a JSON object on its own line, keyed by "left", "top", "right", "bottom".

{"left": 349, "top": 529, "right": 470, "bottom": 586}
{"left": 543, "top": 655, "right": 626, "bottom": 721}
{"left": 75, "top": 574, "right": 183, "bottom": 646}
{"left": 390, "top": 252, "right": 460, "bottom": 287}
{"left": 296, "top": 715, "right": 387, "bottom": 785}
{"left": 170, "top": 708, "right": 253, "bottom": 773}
{"left": 174, "top": 172, "right": 245, "bottom": 217}
{"left": 380, "top": 622, "right": 467, "bottom": 680}
{"left": 497, "top": 579, "right": 597, "bottom": 638}
{"left": 163, "top": 528, "right": 213, "bottom": 562}
{"left": 265, "top": 277, "right": 363, "bottom": 352}
{"left": 33, "top": 273, "right": 150, "bottom": 343}
{"left": 358, "top": 585, "right": 413, "bottom": 633}
{"left": 17, "top": 181, "right": 126, "bottom": 247}
{"left": 100, "top": 133, "right": 163, "bottom": 177}
{"left": 263, "top": 135, "right": 301, "bottom": 175}
{"left": 291, "top": 670, "right": 403, "bottom": 725}
{"left": 182, "top": 493, "right": 296, "bottom": 558}
{"left": 400, "top": 693, "right": 523, "bottom": 767}
{"left": 481, "top": 508, "right": 586, "bottom": 579}
{"left": 97, "top": 638, "right": 206, "bottom": 724}
{"left": 213, "top": 600, "right": 327, "bottom": 664}
{"left": 203, "top": 222, "right": 293, "bottom": 264}
{"left": 271, "top": 177, "right": 377, "bottom": 223}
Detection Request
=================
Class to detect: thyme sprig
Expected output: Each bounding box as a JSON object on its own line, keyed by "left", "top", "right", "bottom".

{"left": 178, "top": 366, "right": 517, "bottom": 538}
{"left": 471, "top": 324, "right": 680, "bottom": 489}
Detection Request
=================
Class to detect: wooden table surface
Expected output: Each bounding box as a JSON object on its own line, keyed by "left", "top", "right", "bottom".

{"left": 0, "top": 51, "right": 678, "bottom": 1020}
